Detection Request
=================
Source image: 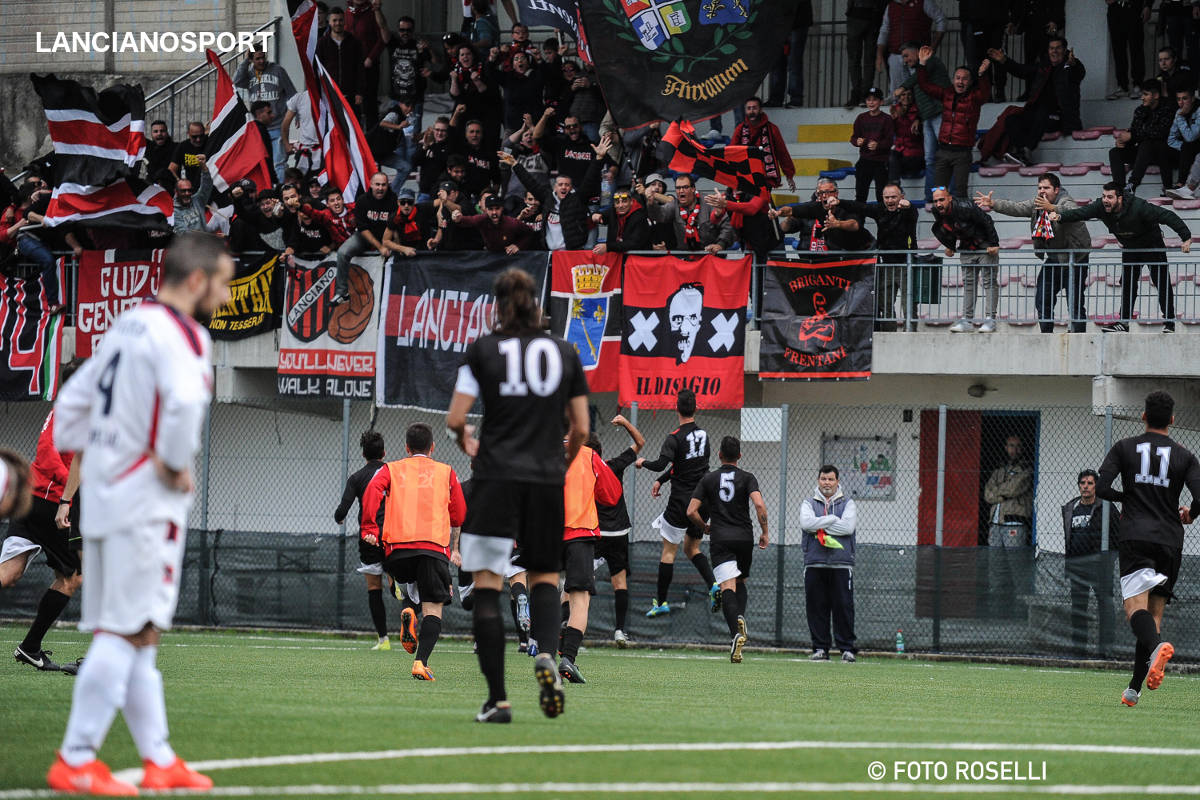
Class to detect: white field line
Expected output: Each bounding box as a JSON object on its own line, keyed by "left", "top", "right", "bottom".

{"left": 7, "top": 781, "right": 1200, "bottom": 798}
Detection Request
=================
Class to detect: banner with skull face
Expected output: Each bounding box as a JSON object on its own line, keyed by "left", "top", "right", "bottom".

{"left": 618, "top": 254, "right": 750, "bottom": 409}
{"left": 759, "top": 255, "right": 875, "bottom": 381}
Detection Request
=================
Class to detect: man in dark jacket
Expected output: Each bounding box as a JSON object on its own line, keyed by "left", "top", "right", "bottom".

{"left": 931, "top": 187, "right": 1000, "bottom": 331}
{"left": 989, "top": 36, "right": 1086, "bottom": 165}
{"left": 841, "top": 182, "right": 919, "bottom": 331}
{"left": 1110, "top": 81, "right": 1178, "bottom": 195}
{"left": 450, "top": 194, "right": 537, "bottom": 253}
{"left": 918, "top": 46, "right": 991, "bottom": 198}
{"left": 1048, "top": 182, "right": 1192, "bottom": 332}
{"left": 591, "top": 188, "right": 650, "bottom": 254}
{"left": 500, "top": 135, "right": 607, "bottom": 250}
{"left": 644, "top": 174, "right": 734, "bottom": 253}
{"left": 315, "top": 7, "right": 365, "bottom": 112}
{"left": 1062, "top": 468, "right": 1118, "bottom": 657}
{"left": 332, "top": 173, "right": 396, "bottom": 304}
{"left": 776, "top": 178, "right": 876, "bottom": 252}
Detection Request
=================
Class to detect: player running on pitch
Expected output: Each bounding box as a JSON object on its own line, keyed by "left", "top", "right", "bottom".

{"left": 1097, "top": 390, "right": 1200, "bottom": 706}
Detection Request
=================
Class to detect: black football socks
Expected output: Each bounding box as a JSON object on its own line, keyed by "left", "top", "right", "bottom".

{"left": 472, "top": 589, "right": 506, "bottom": 704}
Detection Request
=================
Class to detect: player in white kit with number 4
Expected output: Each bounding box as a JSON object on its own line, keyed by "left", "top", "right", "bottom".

{"left": 47, "top": 232, "right": 233, "bottom": 796}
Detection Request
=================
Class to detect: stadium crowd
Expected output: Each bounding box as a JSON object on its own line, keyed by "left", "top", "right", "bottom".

{"left": 5, "top": 1, "right": 1200, "bottom": 325}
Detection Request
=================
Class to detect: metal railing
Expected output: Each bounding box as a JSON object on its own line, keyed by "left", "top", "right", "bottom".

{"left": 11, "top": 244, "right": 1200, "bottom": 336}
{"left": 144, "top": 17, "right": 282, "bottom": 134}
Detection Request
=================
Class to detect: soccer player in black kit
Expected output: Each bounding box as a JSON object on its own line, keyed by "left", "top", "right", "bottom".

{"left": 1097, "top": 391, "right": 1200, "bottom": 706}
{"left": 635, "top": 389, "right": 719, "bottom": 616}
{"left": 447, "top": 267, "right": 590, "bottom": 723}
{"left": 688, "top": 436, "right": 769, "bottom": 662}
{"left": 334, "top": 431, "right": 393, "bottom": 651}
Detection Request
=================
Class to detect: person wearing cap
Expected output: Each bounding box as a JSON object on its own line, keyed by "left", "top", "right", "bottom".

{"left": 850, "top": 87, "right": 895, "bottom": 203}
{"left": 450, "top": 194, "right": 537, "bottom": 253}
{"left": 385, "top": 188, "right": 433, "bottom": 253}
{"left": 590, "top": 187, "right": 651, "bottom": 255}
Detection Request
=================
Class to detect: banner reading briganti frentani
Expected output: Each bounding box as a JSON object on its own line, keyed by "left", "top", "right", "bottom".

{"left": 207, "top": 254, "right": 281, "bottom": 341}
{"left": 0, "top": 260, "right": 65, "bottom": 401}
{"left": 548, "top": 250, "right": 622, "bottom": 394}
{"left": 278, "top": 254, "right": 382, "bottom": 399}
{"left": 376, "top": 251, "right": 550, "bottom": 411}
{"left": 618, "top": 254, "right": 749, "bottom": 409}
{"left": 75, "top": 249, "right": 163, "bottom": 359}
{"left": 759, "top": 255, "right": 875, "bottom": 381}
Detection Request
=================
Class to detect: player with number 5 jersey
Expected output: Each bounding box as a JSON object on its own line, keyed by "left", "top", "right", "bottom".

{"left": 1097, "top": 390, "right": 1200, "bottom": 708}
{"left": 47, "top": 232, "right": 233, "bottom": 795}
{"left": 447, "top": 267, "right": 590, "bottom": 725}
{"left": 635, "top": 389, "right": 718, "bottom": 617}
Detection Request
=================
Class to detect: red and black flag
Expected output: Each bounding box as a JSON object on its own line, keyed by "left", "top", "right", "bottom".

{"left": 31, "top": 74, "right": 145, "bottom": 187}
{"left": 31, "top": 74, "right": 173, "bottom": 230}
{"left": 618, "top": 254, "right": 750, "bottom": 410}
{"left": 579, "top": 0, "right": 794, "bottom": 128}
{"left": 0, "top": 260, "right": 66, "bottom": 401}
{"left": 514, "top": 0, "right": 591, "bottom": 63}
{"left": 659, "top": 120, "right": 769, "bottom": 197}
{"left": 313, "top": 57, "right": 377, "bottom": 202}
{"left": 204, "top": 50, "right": 273, "bottom": 193}
{"left": 759, "top": 254, "right": 875, "bottom": 381}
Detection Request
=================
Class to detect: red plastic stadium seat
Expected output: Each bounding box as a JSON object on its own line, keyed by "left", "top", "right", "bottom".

{"left": 921, "top": 315, "right": 954, "bottom": 327}
{"left": 1091, "top": 236, "right": 1109, "bottom": 249}
{"left": 1172, "top": 198, "right": 1200, "bottom": 210}
{"left": 1060, "top": 165, "right": 1090, "bottom": 176}
{"left": 978, "top": 165, "right": 1009, "bottom": 178}
{"left": 1100, "top": 165, "right": 1112, "bottom": 175}
{"left": 1089, "top": 125, "right": 1116, "bottom": 135}
{"left": 1041, "top": 131, "right": 1062, "bottom": 141}
{"left": 1180, "top": 316, "right": 1200, "bottom": 325}
{"left": 1079, "top": 162, "right": 1104, "bottom": 169}
{"left": 1007, "top": 317, "right": 1038, "bottom": 326}
{"left": 1106, "top": 274, "right": 1123, "bottom": 286}
{"left": 1000, "top": 237, "right": 1027, "bottom": 249}
{"left": 1148, "top": 195, "right": 1169, "bottom": 204}
{"left": 1020, "top": 273, "right": 1039, "bottom": 288}
{"left": 1032, "top": 162, "right": 1062, "bottom": 171}
{"left": 1071, "top": 130, "right": 1102, "bottom": 141}
{"left": 1018, "top": 166, "right": 1044, "bottom": 177}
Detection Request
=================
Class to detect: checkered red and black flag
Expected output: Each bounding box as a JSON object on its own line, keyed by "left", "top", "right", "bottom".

{"left": 659, "top": 120, "right": 770, "bottom": 197}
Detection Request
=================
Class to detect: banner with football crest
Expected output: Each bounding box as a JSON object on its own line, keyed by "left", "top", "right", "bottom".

{"left": 74, "top": 249, "right": 163, "bottom": 359}
{"left": 278, "top": 254, "right": 383, "bottom": 399}
{"left": 0, "top": 260, "right": 65, "bottom": 401}
{"left": 580, "top": 0, "right": 794, "bottom": 128}
{"left": 207, "top": 254, "right": 282, "bottom": 341}
{"left": 548, "top": 250, "right": 621, "bottom": 394}
{"left": 376, "top": 251, "right": 550, "bottom": 411}
{"left": 618, "top": 254, "right": 750, "bottom": 410}
{"left": 759, "top": 255, "right": 875, "bottom": 381}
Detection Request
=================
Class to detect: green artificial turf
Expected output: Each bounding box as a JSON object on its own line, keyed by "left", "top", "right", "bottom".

{"left": 2, "top": 624, "right": 1198, "bottom": 798}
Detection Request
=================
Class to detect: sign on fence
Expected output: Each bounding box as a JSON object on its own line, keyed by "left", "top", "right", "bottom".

{"left": 207, "top": 254, "right": 282, "bottom": 340}
{"left": 376, "top": 251, "right": 550, "bottom": 411}
{"left": 618, "top": 254, "right": 750, "bottom": 409}
{"left": 759, "top": 255, "right": 875, "bottom": 381}
{"left": 278, "top": 254, "right": 382, "bottom": 399}
{"left": 75, "top": 249, "right": 163, "bottom": 358}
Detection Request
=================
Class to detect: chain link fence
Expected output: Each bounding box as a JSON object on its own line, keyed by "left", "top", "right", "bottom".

{"left": 3, "top": 398, "right": 1198, "bottom": 661}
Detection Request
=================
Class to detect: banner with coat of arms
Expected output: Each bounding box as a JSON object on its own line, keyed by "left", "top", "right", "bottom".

{"left": 376, "top": 251, "right": 550, "bottom": 411}
{"left": 277, "top": 254, "right": 382, "bottom": 399}
{"left": 548, "top": 250, "right": 622, "bottom": 394}
{"left": 580, "top": 0, "right": 795, "bottom": 128}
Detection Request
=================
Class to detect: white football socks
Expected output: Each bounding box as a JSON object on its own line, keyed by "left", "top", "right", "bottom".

{"left": 123, "top": 645, "right": 176, "bottom": 768}
{"left": 60, "top": 633, "right": 136, "bottom": 766}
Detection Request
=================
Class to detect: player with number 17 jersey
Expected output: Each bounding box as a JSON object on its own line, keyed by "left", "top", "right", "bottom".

{"left": 645, "top": 421, "right": 710, "bottom": 535}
